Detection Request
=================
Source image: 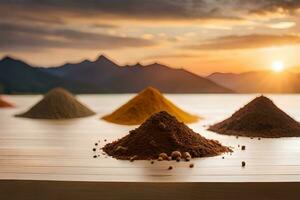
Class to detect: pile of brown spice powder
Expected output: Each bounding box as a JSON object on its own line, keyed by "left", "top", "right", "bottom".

{"left": 16, "top": 87, "right": 95, "bottom": 119}
{"left": 0, "top": 96, "right": 14, "bottom": 108}
{"left": 103, "top": 111, "right": 231, "bottom": 160}
{"left": 209, "top": 95, "right": 300, "bottom": 138}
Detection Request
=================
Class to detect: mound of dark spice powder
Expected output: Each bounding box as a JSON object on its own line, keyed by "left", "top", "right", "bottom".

{"left": 103, "top": 111, "right": 231, "bottom": 160}
{"left": 0, "top": 96, "right": 14, "bottom": 108}
{"left": 16, "top": 87, "right": 95, "bottom": 119}
{"left": 209, "top": 95, "right": 300, "bottom": 138}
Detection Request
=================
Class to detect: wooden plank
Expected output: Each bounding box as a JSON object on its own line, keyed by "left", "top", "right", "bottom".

{"left": 0, "top": 181, "right": 300, "bottom": 200}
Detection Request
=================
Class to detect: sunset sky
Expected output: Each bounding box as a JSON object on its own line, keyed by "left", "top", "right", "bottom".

{"left": 1, "top": 0, "right": 300, "bottom": 75}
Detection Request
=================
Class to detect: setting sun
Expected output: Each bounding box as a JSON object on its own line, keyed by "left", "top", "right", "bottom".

{"left": 271, "top": 61, "right": 285, "bottom": 73}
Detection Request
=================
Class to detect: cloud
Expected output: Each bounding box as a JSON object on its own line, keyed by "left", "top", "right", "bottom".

{"left": 1, "top": 0, "right": 300, "bottom": 54}
{"left": 0, "top": 0, "right": 299, "bottom": 35}
{"left": 268, "top": 21, "right": 296, "bottom": 29}
{"left": 248, "top": 0, "right": 300, "bottom": 14}
{"left": 0, "top": 0, "right": 271, "bottom": 24}
{"left": 144, "top": 53, "right": 201, "bottom": 60}
{"left": 91, "top": 23, "right": 119, "bottom": 29}
{"left": 0, "top": 22, "right": 156, "bottom": 51}
{"left": 0, "top": 0, "right": 299, "bottom": 23}
{"left": 142, "top": 34, "right": 155, "bottom": 40}
{"left": 184, "top": 34, "right": 300, "bottom": 50}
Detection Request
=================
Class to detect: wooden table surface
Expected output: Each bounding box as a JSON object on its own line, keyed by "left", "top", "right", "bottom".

{"left": 1, "top": 94, "right": 300, "bottom": 199}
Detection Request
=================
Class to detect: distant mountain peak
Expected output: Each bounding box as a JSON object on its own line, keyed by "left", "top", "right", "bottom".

{"left": 96, "top": 54, "right": 107, "bottom": 61}
{"left": 94, "top": 54, "right": 118, "bottom": 67}
{"left": 1, "top": 56, "right": 17, "bottom": 62}
{"left": 0, "top": 56, "right": 29, "bottom": 66}
{"left": 79, "top": 59, "right": 91, "bottom": 64}
{"left": 146, "top": 62, "right": 171, "bottom": 69}
{"left": 95, "top": 54, "right": 111, "bottom": 62}
{"left": 149, "top": 62, "right": 163, "bottom": 66}
{"left": 133, "top": 62, "right": 143, "bottom": 67}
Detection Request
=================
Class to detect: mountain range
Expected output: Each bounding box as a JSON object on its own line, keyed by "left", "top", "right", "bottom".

{"left": 207, "top": 71, "right": 300, "bottom": 93}
{"left": 0, "top": 55, "right": 231, "bottom": 94}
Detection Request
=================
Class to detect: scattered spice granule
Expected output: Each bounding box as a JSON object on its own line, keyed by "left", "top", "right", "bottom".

{"left": 242, "top": 161, "right": 246, "bottom": 167}
{"left": 150, "top": 161, "right": 155, "bottom": 164}
{"left": 168, "top": 166, "right": 173, "bottom": 170}
{"left": 159, "top": 153, "right": 168, "bottom": 160}
{"left": 93, "top": 155, "right": 97, "bottom": 158}
{"left": 130, "top": 155, "right": 138, "bottom": 162}
{"left": 92, "top": 148, "right": 96, "bottom": 151}
{"left": 182, "top": 152, "right": 191, "bottom": 160}
{"left": 171, "top": 151, "right": 182, "bottom": 160}
{"left": 241, "top": 145, "right": 246, "bottom": 150}
{"left": 185, "top": 157, "right": 191, "bottom": 162}
{"left": 189, "top": 164, "right": 194, "bottom": 168}
{"left": 115, "top": 146, "right": 128, "bottom": 153}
